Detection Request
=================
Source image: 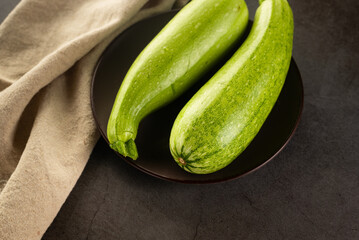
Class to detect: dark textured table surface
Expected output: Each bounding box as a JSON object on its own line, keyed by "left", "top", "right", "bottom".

{"left": 1, "top": 0, "right": 358, "bottom": 239}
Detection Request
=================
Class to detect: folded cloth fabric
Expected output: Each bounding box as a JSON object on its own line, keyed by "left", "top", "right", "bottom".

{"left": 0, "top": 0, "right": 188, "bottom": 239}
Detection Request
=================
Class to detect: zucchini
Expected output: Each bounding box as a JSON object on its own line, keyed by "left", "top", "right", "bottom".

{"left": 170, "top": 0, "right": 294, "bottom": 174}
{"left": 107, "top": 0, "right": 249, "bottom": 159}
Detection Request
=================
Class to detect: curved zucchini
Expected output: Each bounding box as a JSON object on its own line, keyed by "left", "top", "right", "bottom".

{"left": 170, "top": 0, "right": 294, "bottom": 174}
{"left": 107, "top": 0, "right": 249, "bottom": 159}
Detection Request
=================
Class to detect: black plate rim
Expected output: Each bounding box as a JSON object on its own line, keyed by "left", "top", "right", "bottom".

{"left": 90, "top": 10, "right": 304, "bottom": 184}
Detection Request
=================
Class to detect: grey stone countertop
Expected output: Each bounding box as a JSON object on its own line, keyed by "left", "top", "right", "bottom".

{"left": 1, "top": 0, "right": 358, "bottom": 239}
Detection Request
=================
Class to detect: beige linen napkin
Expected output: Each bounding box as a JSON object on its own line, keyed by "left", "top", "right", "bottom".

{"left": 0, "top": 0, "right": 187, "bottom": 239}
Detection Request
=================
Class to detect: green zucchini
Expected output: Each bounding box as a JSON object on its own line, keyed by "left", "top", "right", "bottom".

{"left": 107, "top": 0, "right": 249, "bottom": 159}
{"left": 170, "top": 0, "right": 294, "bottom": 174}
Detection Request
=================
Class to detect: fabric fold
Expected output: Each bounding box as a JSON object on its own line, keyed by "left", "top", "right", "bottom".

{"left": 0, "top": 0, "right": 187, "bottom": 239}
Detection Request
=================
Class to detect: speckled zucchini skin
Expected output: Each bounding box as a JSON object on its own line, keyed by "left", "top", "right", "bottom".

{"left": 107, "top": 0, "right": 249, "bottom": 160}
{"left": 170, "top": 0, "right": 294, "bottom": 174}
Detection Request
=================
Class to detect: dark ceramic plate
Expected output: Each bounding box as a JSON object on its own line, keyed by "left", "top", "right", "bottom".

{"left": 91, "top": 10, "right": 303, "bottom": 184}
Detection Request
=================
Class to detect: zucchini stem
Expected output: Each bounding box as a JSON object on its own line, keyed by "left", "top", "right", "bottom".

{"left": 110, "top": 139, "right": 138, "bottom": 160}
